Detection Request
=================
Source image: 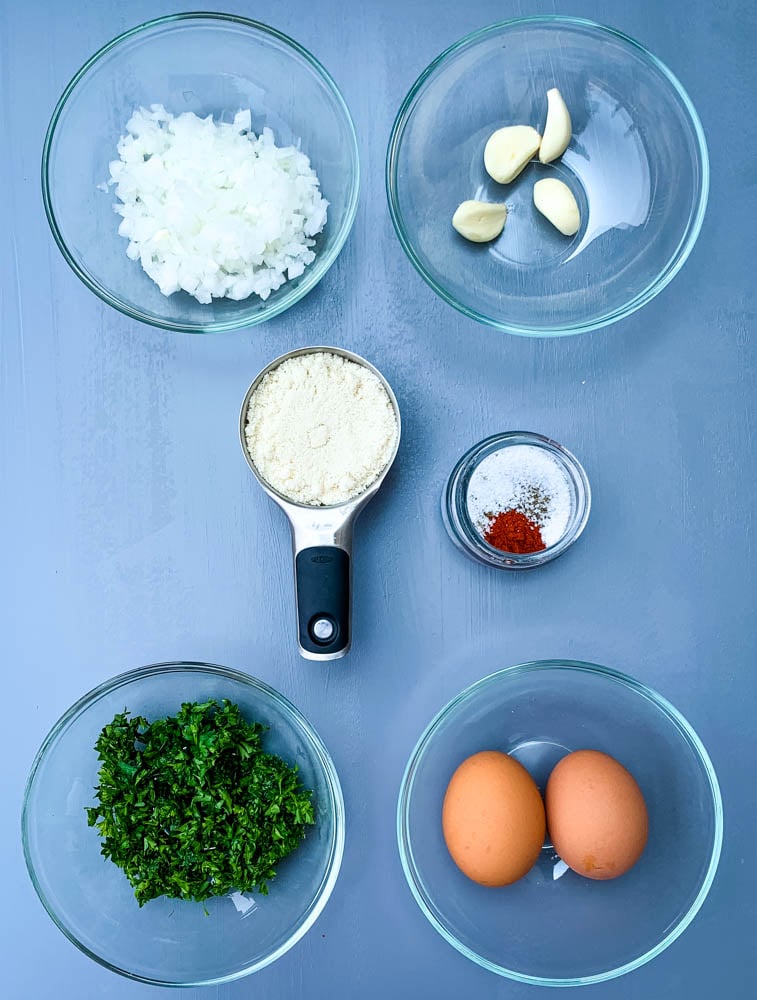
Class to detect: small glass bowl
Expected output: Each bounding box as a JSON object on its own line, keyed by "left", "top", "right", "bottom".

{"left": 442, "top": 431, "right": 590, "bottom": 568}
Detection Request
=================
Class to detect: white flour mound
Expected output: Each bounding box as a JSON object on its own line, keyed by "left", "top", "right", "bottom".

{"left": 245, "top": 352, "right": 398, "bottom": 506}
{"left": 108, "top": 105, "right": 328, "bottom": 304}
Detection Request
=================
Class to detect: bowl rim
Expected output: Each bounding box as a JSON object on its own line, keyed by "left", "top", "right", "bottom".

{"left": 21, "top": 660, "right": 346, "bottom": 987}
{"left": 41, "top": 11, "right": 360, "bottom": 334}
{"left": 385, "top": 14, "right": 710, "bottom": 338}
{"left": 396, "top": 658, "right": 723, "bottom": 986}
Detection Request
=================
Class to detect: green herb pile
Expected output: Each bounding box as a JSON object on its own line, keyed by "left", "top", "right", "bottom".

{"left": 86, "top": 699, "right": 315, "bottom": 906}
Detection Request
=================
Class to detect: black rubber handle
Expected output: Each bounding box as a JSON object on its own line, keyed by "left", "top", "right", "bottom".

{"left": 295, "top": 546, "right": 351, "bottom": 657}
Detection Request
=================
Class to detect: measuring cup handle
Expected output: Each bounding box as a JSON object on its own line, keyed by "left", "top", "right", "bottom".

{"left": 294, "top": 546, "right": 351, "bottom": 658}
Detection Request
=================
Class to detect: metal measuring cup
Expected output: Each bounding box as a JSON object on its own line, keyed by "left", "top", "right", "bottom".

{"left": 239, "top": 346, "right": 401, "bottom": 661}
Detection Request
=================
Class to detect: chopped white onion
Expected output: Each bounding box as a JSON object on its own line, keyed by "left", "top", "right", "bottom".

{"left": 108, "top": 105, "right": 328, "bottom": 305}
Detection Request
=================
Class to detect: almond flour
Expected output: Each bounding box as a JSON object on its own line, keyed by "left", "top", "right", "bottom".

{"left": 244, "top": 351, "right": 397, "bottom": 506}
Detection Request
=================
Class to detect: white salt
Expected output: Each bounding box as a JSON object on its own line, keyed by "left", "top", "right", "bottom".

{"left": 466, "top": 444, "right": 573, "bottom": 548}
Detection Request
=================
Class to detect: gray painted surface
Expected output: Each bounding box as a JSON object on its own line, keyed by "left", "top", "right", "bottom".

{"left": 1, "top": 0, "right": 754, "bottom": 997}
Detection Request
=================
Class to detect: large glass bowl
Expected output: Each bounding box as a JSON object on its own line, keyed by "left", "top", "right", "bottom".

{"left": 22, "top": 663, "right": 344, "bottom": 986}
{"left": 42, "top": 13, "right": 359, "bottom": 333}
{"left": 387, "top": 17, "right": 708, "bottom": 336}
{"left": 397, "top": 661, "right": 722, "bottom": 986}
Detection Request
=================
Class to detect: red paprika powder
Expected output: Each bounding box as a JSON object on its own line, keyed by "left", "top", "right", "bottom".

{"left": 484, "top": 508, "right": 546, "bottom": 554}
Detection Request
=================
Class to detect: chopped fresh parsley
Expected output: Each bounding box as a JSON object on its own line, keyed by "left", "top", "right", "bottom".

{"left": 86, "top": 699, "right": 314, "bottom": 906}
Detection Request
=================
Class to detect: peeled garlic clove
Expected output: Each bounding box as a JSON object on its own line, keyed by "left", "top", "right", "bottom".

{"left": 539, "top": 88, "right": 572, "bottom": 164}
{"left": 484, "top": 126, "right": 541, "bottom": 184}
{"left": 452, "top": 200, "right": 508, "bottom": 242}
{"left": 533, "top": 178, "right": 580, "bottom": 236}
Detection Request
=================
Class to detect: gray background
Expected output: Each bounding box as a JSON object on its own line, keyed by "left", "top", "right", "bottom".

{"left": 1, "top": 0, "right": 754, "bottom": 997}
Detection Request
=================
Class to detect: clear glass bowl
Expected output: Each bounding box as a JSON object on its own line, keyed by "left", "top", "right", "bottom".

{"left": 442, "top": 431, "right": 591, "bottom": 568}
{"left": 397, "top": 661, "right": 722, "bottom": 986}
{"left": 42, "top": 13, "right": 359, "bottom": 333}
{"left": 22, "top": 662, "right": 345, "bottom": 986}
{"left": 387, "top": 16, "right": 709, "bottom": 336}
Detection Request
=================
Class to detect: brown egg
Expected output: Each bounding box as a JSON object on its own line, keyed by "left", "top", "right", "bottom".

{"left": 442, "top": 750, "right": 546, "bottom": 886}
{"left": 545, "top": 750, "right": 648, "bottom": 880}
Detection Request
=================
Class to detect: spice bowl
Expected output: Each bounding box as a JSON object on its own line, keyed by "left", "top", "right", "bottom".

{"left": 22, "top": 662, "right": 345, "bottom": 986}
{"left": 442, "top": 431, "right": 590, "bottom": 568}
